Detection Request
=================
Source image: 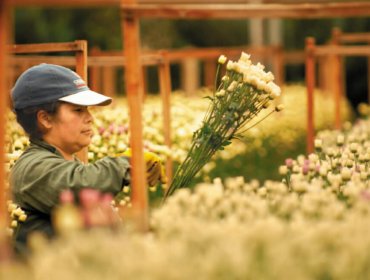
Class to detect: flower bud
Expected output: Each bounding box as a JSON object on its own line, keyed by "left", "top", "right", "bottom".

{"left": 314, "top": 139, "right": 322, "bottom": 151}
{"left": 239, "top": 52, "right": 251, "bottom": 63}
{"left": 218, "top": 55, "right": 227, "bottom": 64}
{"left": 279, "top": 165, "right": 288, "bottom": 176}
{"left": 275, "top": 104, "right": 284, "bottom": 112}
{"left": 336, "top": 134, "right": 345, "bottom": 146}
{"left": 349, "top": 142, "right": 358, "bottom": 154}
{"left": 341, "top": 167, "right": 352, "bottom": 181}
{"left": 215, "top": 89, "right": 226, "bottom": 98}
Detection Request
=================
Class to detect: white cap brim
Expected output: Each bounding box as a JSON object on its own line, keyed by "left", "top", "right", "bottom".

{"left": 58, "top": 90, "right": 112, "bottom": 106}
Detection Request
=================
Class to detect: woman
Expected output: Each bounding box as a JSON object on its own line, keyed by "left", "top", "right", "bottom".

{"left": 10, "top": 63, "right": 165, "bottom": 253}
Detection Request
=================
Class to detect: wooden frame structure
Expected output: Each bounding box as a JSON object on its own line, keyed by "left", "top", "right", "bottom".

{"left": 305, "top": 38, "right": 370, "bottom": 154}
{"left": 1, "top": 1, "right": 370, "bottom": 254}
{"left": 331, "top": 28, "right": 370, "bottom": 104}
{"left": 119, "top": 1, "right": 370, "bottom": 216}
{"left": 85, "top": 46, "right": 284, "bottom": 95}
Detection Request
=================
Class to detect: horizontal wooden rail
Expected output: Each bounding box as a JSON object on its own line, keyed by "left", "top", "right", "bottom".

{"left": 336, "top": 33, "right": 370, "bottom": 43}
{"left": 121, "top": 2, "right": 370, "bottom": 19}
{"left": 283, "top": 50, "right": 305, "bottom": 63}
{"left": 8, "top": 41, "right": 85, "bottom": 54}
{"left": 11, "top": 0, "right": 121, "bottom": 7}
{"left": 9, "top": 54, "right": 164, "bottom": 66}
{"left": 9, "top": 47, "right": 306, "bottom": 67}
{"left": 314, "top": 45, "right": 370, "bottom": 56}
{"left": 12, "top": 0, "right": 366, "bottom": 6}
{"left": 137, "top": 0, "right": 364, "bottom": 3}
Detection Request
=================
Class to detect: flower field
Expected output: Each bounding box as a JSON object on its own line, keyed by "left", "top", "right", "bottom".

{"left": 5, "top": 84, "right": 353, "bottom": 183}
{"left": 2, "top": 100, "right": 369, "bottom": 279}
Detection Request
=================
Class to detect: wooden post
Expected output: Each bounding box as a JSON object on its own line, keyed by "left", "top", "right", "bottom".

{"left": 272, "top": 46, "right": 284, "bottom": 87}
{"left": 120, "top": 0, "right": 148, "bottom": 231}
{"left": 305, "top": 37, "right": 315, "bottom": 155}
{"left": 332, "top": 52, "right": 342, "bottom": 130}
{"left": 75, "top": 40, "right": 89, "bottom": 163}
{"left": 89, "top": 46, "right": 102, "bottom": 93}
{"left": 158, "top": 51, "right": 173, "bottom": 185}
{"left": 0, "top": 0, "right": 12, "bottom": 261}
{"left": 368, "top": 56, "right": 370, "bottom": 104}
{"left": 319, "top": 55, "right": 331, "bottom": 93}
{"left": 204, "top": 59, "right": 216, "bottom": 89}
{"left": 272, "top": 46, "right": 284, "bottom": 105}
{"left": 102, "top": 65, "right": 116, "bottom": 98}
{"left": 141, "top": 65, "right": 147, "bottom": 100}
{"left": 330, "top": 29, "right": 342, "bottom": 129}
{"left": 181, "top": 58, "right": 199, "bottom": 96}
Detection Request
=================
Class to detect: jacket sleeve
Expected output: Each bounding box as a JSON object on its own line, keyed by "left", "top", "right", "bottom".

{"left": 11, "top": 151, "right": 131, "bottom": 214}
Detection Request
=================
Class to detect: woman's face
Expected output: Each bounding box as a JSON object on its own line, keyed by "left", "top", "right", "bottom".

{"left": 43, "top": 103, "right": 93, "bottom": 158}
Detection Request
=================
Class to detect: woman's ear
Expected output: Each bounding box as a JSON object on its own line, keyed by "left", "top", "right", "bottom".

{"left": 37, "top": 110, "right": 53, "bottom": 130}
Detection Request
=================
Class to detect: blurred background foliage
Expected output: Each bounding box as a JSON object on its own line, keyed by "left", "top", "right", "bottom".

{"left": 13, "top": 7, "right": 370, "bottom": 109}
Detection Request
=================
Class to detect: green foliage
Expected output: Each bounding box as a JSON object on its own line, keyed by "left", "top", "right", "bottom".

{"left": 15, "top": 7, "right": 122, "bottom": 50}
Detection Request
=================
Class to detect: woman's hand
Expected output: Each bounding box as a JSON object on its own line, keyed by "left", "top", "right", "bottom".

{"left": 121, "top": 149, "right": 167, "bottom": 187}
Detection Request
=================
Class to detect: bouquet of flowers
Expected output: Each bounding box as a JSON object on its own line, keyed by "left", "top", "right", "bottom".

{"left": 164, "top": 52, "right": 283, "bottom": 199}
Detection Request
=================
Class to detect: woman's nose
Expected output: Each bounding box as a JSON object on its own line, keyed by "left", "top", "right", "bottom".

{"left": 86, "top": 109, "right": 93, "bottom": 123}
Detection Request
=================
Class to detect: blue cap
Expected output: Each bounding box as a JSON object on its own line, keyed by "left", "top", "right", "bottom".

{"left": 11, "top": 63, "right": 112, "bottom": 110}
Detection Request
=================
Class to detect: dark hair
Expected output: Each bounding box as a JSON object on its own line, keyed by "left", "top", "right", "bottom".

{"left": 14, "top": 101, "right": 62, "bottom": 139}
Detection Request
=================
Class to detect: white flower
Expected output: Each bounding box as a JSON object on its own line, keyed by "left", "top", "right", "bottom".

{"left": 314, "top": 139, "right": 322, "bottom": 149}
{"left": 256, "top": 80, "right": 267, "bottom": 91}
{"left": 227, "top": 81, "right": 238, "bottom": 92}
{"left": 337, "top": 134, "right": 345, "bottom": 146}
{"left": 266, "top": 82, "right": 281, "bottom": 97}
{"left": 341, "top": 167, "right": 352, "bottom": 181}
{"left": 279, "top": 165, "right": 288, "bottom": 176}
{"left": 256, "top": 62, "right": 265, "bottom": 70}
{"left": 239, "top": 52, "right": 251, "bottom": 64}
{"left": 221, "top": 75, "right": 229, "bottom": 82}
{"left": 215, "top": 89, "right": 226, "bottom": 98}
{"left": 218, "top": 55, "right": 227, "bottom": 64}
{"left": 275, "top": 104, "right": 284, "bottom": 112}
{"left": 264, "top": 71, "right": 275, "bottom": 83}
{"left": 226, "top": 61, "right": 236, "bottom": 71}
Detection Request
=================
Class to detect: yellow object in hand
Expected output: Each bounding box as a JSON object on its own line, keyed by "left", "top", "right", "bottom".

{"left": 121, "top": 148, "right": 167, "bottom": 187}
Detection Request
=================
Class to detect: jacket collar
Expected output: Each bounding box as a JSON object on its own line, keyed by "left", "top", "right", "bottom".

{"left": 30, "top": 138, "right": 59, "bottom": 154}
{"left": 29, "top": 138, "right": 81, "bottom": 161}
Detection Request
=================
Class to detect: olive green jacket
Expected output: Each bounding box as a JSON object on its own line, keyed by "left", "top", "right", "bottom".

{"left": 10, "top": 138, "right": 131, "bottom": 253}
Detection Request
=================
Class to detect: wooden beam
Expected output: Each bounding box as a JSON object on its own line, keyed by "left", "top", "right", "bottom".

{"left": 120, "top": 0, "right": 148, "bottom": 231}
{"left": 158, "top": 51, "right": 173, "bottom": 184}
{"left": 337, "top": 33, "right": 370, "bottom": 44}
{"left": 305, "top": 37, "right": 315, "bottom": 155}
{"left": 8, "top": 41, "right": 86, "bottom": 53}
{"left": 12, "top": 0, "right": 361, "bottom": 7}
{"left": 314, "top": 45, "right": 370, "bottom": 56}
{"left": 121, "top": 3, "right": 370, "bottom": 19}
{"left": 75, "top": 40, "right": 89, "bottom": 163}
{"left": 0, "top": 0, "right": 12, "bottom": 261}
{"left": 9, "top": 54, "right": 164, "bottom": 66}
{"left": 11, "top": 0, "right": 120, "bottom": 7}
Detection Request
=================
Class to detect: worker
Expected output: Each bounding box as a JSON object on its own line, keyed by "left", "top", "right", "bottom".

{"left": 9, "top": 63, "right": 166, "bottom": 254}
